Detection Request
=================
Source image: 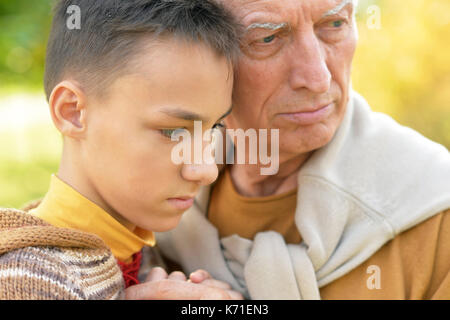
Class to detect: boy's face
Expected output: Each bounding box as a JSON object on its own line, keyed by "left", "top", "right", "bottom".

{"left": 80, "top": 39, "right": 233, "bottom": 232}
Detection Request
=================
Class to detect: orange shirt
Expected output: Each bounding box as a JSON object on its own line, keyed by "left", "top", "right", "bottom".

{"left": 209, "top": 169, "right": 301, "bottom": 244}
{"left": 30, "top": 175, "right": 155, "bottom": 263}
{"left": 208, "top": 168, "right": 450, "bottom": 299}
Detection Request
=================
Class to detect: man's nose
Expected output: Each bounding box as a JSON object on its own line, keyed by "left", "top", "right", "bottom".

{"left": 288, "top": 31, "right": 331, "bottom": 93}
{"left": 181, "top": 162, "right": 219, "bottom": 187}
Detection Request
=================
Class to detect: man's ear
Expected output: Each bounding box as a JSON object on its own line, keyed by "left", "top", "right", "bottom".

{"left": 49, "top": 80, "right": 88, "bottom": 139}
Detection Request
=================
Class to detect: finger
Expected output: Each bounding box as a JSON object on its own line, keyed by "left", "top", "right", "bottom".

{"left": 196, "top": 279, "right": 231, "bottom": 290}
{"left": 124, "top": 280, "right": 232, "bottom": 300}
{"left": 145, "top": 267, "right": 168, "bottom": 282}
{"left": 168, "top": 271, "right": 187, "bottom": 281}
{"left": 227, "top": 290, "right": 244, "bottom": 300}
{"left": 189, "top": 269, "right": 212, "bottom": 283}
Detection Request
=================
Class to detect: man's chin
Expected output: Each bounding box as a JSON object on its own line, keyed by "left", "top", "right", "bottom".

{"left": 279, "top": 122, "right": 338, "bottom": 155}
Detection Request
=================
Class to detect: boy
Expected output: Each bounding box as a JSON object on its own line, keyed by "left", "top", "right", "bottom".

{"left": 0, "top": 0, "right": 242, "bottom": 300}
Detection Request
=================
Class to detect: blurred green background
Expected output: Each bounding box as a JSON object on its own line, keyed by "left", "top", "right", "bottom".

{"left": 0, "top": 0, "right": 449, "bottom": 208}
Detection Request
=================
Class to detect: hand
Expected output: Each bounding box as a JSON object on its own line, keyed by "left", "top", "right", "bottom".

{"left": 189, "top": 269, "right": 241, "bottom": 296}
{"left": 124, "top": 267, "right": 243, "bottom": 300}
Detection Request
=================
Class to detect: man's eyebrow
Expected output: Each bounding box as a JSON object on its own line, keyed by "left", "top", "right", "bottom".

{"left": 246, "top": 22, "right": 289, "bottom": 32}
{"left": 322, "top": 0, "right": 354, "bottom": 18}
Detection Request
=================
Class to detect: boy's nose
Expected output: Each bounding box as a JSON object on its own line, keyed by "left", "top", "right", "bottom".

{"left": 181, "top": 162, "right": 219, "bottom": 186}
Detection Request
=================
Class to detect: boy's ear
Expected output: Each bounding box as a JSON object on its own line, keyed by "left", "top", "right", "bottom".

{"left": 49, "top": 80, "right": 88, "bottom": 139}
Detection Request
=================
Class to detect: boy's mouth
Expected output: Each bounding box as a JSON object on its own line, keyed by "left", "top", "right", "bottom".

{"left": 167, "top": 197, "right": 195, "bottom": 211}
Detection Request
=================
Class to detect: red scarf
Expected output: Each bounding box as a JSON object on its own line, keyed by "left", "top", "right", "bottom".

{"left": 117, "top": 251, "right": 142, "bottom": 288}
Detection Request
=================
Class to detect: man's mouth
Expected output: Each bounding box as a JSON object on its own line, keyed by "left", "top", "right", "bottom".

{"left": 278, "top": 102, "right": 335, "bottom": 126}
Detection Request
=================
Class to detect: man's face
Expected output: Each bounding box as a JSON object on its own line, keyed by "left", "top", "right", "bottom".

{"left": 81, "top": 39, "right": 233, "bottom": 232}
{"left": 224, "top": 0, "right": 357, "bottom": 160}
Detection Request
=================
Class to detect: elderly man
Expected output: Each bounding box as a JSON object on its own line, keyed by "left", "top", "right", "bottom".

{"left": 157, "top": 0, "right": 450, "bottom": 299}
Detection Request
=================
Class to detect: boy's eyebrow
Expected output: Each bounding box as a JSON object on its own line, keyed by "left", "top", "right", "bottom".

{"left": 160, "top": 108, "right": 205, "bottom": 121}
{"left": 159, "top": 105, "right": 233, "bottom": 122}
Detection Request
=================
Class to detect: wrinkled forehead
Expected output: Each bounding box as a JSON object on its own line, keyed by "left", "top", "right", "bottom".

{"left": 222, "top": 0, "right": 357, "bottom": 25}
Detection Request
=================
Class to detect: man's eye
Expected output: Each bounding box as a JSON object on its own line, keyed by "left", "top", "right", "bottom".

{"left": 329, "top": 20, "right": 345, "bottom": 28}
{"left": 256, "top": 34, "right": 276, "bottom": 44}
{"left": 317, "top": 18, "right": 349, "bottom": 42}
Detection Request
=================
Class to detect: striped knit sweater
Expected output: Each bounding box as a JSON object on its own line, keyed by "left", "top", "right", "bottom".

{"left": 0, "top": 208, "right": 125, "bottom": 299}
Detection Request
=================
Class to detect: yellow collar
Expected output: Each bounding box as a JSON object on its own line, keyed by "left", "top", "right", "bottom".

{"left": 30, "top": 175, "right": 155, "bottom": 262}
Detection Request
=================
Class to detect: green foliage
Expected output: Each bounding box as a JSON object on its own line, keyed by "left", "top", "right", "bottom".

{"left": 0, "top": 0, "right": 53, "bottom": 92}
{"left": 0, "top": 124, "right": 61, "bottom": 208}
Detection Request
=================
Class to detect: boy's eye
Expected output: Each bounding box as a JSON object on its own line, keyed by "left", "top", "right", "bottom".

{"left": 209, "top": 122, "right": 225, "bottom": 146}
{"left": 160, "top": 128, "right": 185, "bottom": 139}
{"left": 212, "top": 122, "right": 225, "bottom": 130}
{"left": 159, "top": 123, "right": 224, "bottom": 141}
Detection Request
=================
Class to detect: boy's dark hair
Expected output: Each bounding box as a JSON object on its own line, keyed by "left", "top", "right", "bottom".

{"left": 44, "top": 0, "right": 241, "bottom": 100}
